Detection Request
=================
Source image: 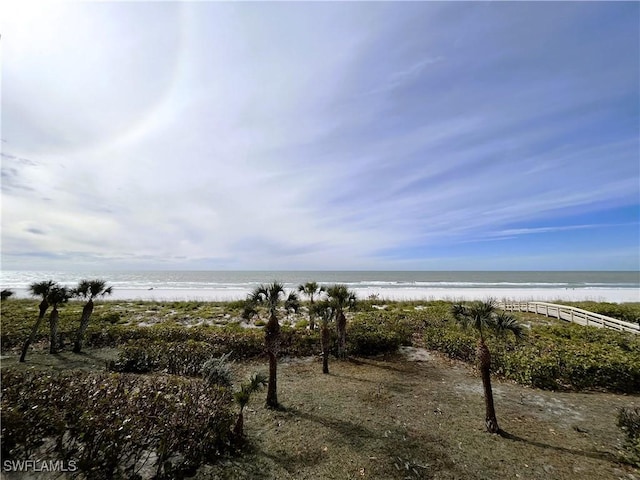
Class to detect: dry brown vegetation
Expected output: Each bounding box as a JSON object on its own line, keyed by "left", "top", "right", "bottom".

{"left": 3, "top": 346, "right": 638, "bottom": 479}
{"left": 2, "top": 299, "right": 640, "bottom": 479}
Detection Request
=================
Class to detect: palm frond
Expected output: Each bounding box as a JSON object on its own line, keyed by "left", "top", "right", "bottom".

{"left": 326, "top": 284, "right": 356, "bottom": 310}
{"left": 311, "top": 300, "right": 334, "bottom": 323}
{"left": 235, "top": 372, "right": 268, "bottom": 409}
{"left": 242, "top": 300, "right": 259, "bottom": 320}
{"left": 493, "top": 312, "right": 524, "bottom": 340}
{"left": 451, "top": 303, "right": 468, "bottom": 321}
{"left": 248, "top": 372, "right": 268, "bottom": 391}
{"left": 298, "top": 281, "right": 318, "bottom": 295}
{"left": 74, "top": 280, "right": 91, "bottom": 299}
{"left": 285, "top": 291, "right": 300, "bottom": 313}
{"left": 234, "top": 390, "right": 251, "bottom": 409}
{"left": 251, "top": 285, "right": 269, "bottom": 304}
{"left": 47, "top": 286, "right": 71, "bottom": 306}
{"left": 88, "top": 279, "right": 109, "bottom": 298}
{"left": 28, "top": 280, "right": 56, "bottom": 299}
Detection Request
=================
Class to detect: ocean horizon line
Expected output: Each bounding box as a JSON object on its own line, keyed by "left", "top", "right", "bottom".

{"left": 2, "top": 270, "right": 638, "bottom": 303}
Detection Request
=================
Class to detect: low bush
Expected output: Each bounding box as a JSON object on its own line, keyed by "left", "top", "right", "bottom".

{"left": 295, "top": 319, "right": 309, "bottom": 330}
{"left": 419, "top": 321, "right": 640, "bottom": 393}
{"left": 1, "top": 369, "right": 234, "bottom": 478}
{"left": 201, "top": 352, "right": 234, "bottom": 388}
{"left": 108, "top": 328, "right": 321, "bottom": 375}
{"left": 347, "top": 315, "right": 412, "bottom": 356}
{"left": 420, "top": 325, "right": 476, "bottom": 362}
{"left": 108, "top": 339, "right": 218, "bottom": 375}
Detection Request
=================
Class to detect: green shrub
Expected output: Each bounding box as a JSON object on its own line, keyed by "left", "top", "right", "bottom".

{"left": 420, "top": 321, "right": 640, "bottom": 393}
{"left": 202, "top": 353, "right": 234, "bottom": 388}
{"left": 97, "top": 312, "right": 121, "bottom": 324}
{"left": 421, "top": 325, "right": 475, "bottom": 362}
{"left": 108, "top": 340, "right": 217, "bottom": 375}
{"left": 295, "top": 319, "right": 309, "bottom": 330}
{"left": 1, "top": 369, "right": 234, "bottom": 478}
{"left": 279, "top": 327, "right": 319, "bottom": 357}
{"left": 107, "top": 341, "right": 162, "bottom": 373}
{"left": 347, "top": 315, "right": 412, "bottom": 356}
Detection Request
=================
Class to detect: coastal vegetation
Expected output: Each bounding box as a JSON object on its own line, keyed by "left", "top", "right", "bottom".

{"left": 71, "top": 279, "right": 113, "bottom": 353}
{"left": 326, "top": 284, "right": 357, "bottom": 359}
{"left": 19, "top": 280, "right": 56, "bottom": 362}
{"left": 1, "top": 291, "right": 640, "bottom": 477}
{"left": 451, "top": 300, "right": 523, "bottom": 433}
{"left": 1, "top": 289, "right": 14, "bottom": 301}
{"left": 242, "top": 282, "right": 300, "bottom": 408}
{"left": 297, "top": 281, "right": 325, "bottom": 331}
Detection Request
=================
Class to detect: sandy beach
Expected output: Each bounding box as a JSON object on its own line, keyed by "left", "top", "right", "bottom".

{"left": 7, "top": 286, "right": 639, "bottom": 303}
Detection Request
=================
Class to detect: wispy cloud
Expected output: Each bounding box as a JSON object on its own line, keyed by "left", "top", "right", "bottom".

{"left": 487, "top": 223, "right": 638, "bottom": 238}
{"left": 1, "top": 2, "right": 638, "bottom": 270}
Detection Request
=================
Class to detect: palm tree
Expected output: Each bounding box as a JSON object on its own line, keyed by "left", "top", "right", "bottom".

{"left": 233, "top": 372, "right": 268, "bottom": 441}
{"left": 451, "top": 299, "right": 523, "bottom": 434}
{"left": 48, "top": 286, "right": 71, "bottom": 354}
{"left": 1, "top": 289, "right": 14, "bottom": 301}
{"left": 326, "top": 284, "right": 357, "bottom": 359}
{"left": 312, "top": 301, "right": 335, "bottom": 374}
{"left": 72, "top": 279, "right": 112, "bottom": 353}
{"left": 244, "top": 282, "right": 299, "bottom": 408}
{"left": 297, "top": 281, "right": 326, "bottom": 330}
{"left": 19, "top": 280, "right": 56, "bottom": 362}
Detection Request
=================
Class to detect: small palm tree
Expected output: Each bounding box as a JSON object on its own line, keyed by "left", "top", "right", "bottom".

{"left": 326, "top": 284, "right": 357, "bottom": 359}
{"left": 1, "top": 289, "right": 14, "bottom": 301}
{"left": 233, "top": 372, "right": 268, "bottom": 441}
{"left": 245, "top": 282, "right": 299, "bottom": 408}
{"left": 72, "top": 279, "right": 112, "bottom": 353}
{"left": 312, "top": 300, "right": 335, "bottom": 374}
{"left": 47, "top": 286, "right": 71, "bottom": 354}
{"left": 297, "top": 281, "right": 326, "bottom": 330}
{"left": 20, "top": 280, "right": 56, "bottom": 362}
{"left": 451, "top": 299, "right": 523, "bottom": 434}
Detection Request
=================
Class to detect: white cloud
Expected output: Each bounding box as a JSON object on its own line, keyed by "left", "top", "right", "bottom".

{"left": 1, "top": 2, "right": 638, "bottom": 270}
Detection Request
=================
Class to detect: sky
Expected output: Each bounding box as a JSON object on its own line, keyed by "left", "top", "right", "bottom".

{"left": 1, "top": 1, "right": 638, "bottom": 271}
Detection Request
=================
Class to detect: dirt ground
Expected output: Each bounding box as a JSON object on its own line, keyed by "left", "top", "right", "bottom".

{"left": 2, "top": 347, "right": 639, "bottom": 480}
{"left": 204, "top": 348, "right": 640, "bottom": 480}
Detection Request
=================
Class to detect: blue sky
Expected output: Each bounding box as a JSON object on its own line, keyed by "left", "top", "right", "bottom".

{"left": 1, "top": 1, "right": 638, "bottom": 271}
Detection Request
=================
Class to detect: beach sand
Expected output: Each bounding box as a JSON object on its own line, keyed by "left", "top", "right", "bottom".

{"left": 8, "top": 287, "right": 638, "bottom": 303}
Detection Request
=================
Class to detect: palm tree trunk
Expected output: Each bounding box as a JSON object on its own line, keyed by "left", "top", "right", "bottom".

{"left": 477, "top": 340, "right": 500, "bottom": 433}
{"left": 19, "top": 300, "right": 48, "bottom": 362}
{"left": 309, "top": 296, "right": 315, "bottom": 331}
{"left": 73, "top": 300, "right": 94, "bottom": 353}
{"left": 266, "top": 351, "right": 278, "bottom": 408}
{"left": 337, "top": 312, "right": 347, "bottom": 359}
{"left": 233, "top": 410, "right": 244, "bottom": 441}
{"left": 265, "top": 313, "right": 280, "bottom": 408}
{"left": 321, "top": 324, "right": 330, "bottom": 374}
{"left": 49, "top": 306, "right": 60, "bottom": 354}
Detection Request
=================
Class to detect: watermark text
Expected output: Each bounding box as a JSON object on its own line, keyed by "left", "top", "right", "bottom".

{"left": 3, "top": 459, "right": 78, "bottom": 473}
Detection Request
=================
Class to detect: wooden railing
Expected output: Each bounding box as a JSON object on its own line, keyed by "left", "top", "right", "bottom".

{"left": 497, "top": 301, "right": 639, "bottom": 334}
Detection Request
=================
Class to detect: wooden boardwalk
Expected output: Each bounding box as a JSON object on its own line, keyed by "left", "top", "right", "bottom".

{"left": 498, "top": 301, "right": 639, "bottom": 334}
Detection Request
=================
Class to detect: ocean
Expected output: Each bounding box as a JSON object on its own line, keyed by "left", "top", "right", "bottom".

{"left": 1, "top": 271, "right": 638, "bottom": 303}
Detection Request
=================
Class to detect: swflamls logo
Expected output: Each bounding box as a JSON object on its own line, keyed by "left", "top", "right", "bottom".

{"left": 2, "top": 459, "right": 78, "bottom": 472}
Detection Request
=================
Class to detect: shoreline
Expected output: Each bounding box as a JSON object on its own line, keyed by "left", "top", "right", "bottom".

{"left": 6, "top": 287, "right": 639, "bottom": 303}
